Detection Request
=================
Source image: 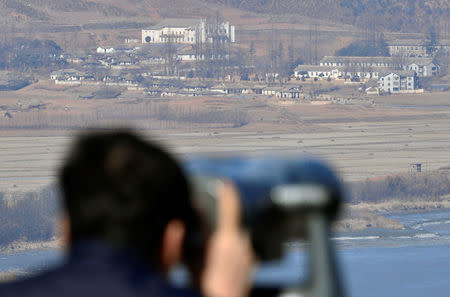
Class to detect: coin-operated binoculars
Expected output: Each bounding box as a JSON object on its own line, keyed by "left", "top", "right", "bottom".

{"left": 184, "top": 156, "right": 344, "bottom": 297}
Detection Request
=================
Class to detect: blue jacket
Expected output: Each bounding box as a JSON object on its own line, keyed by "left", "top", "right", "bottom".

{"left": 0, "top": 241, "right": 201, "bottom": 297}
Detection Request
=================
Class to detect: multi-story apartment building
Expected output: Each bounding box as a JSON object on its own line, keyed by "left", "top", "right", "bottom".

{"left": 378, "top": 71, "right": 418, "bottom": 93}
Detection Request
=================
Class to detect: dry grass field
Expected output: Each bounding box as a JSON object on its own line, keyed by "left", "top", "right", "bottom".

{"left": 0, "top": 82, "right": 449, "bottom": 194}
{"left": 0, "top": 84, "right": 449, "bottom": 236}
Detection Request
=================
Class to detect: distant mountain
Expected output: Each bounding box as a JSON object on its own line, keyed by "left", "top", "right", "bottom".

{"left": 0, "top": 0, "right": 160, "bottom": 22}
{"left": 207, "top": 0, "right": 449, "bottom": 32}
{"left": 0, "top": 0, "right": 447, "bottom": 33}
{"left": 0, "top": 0, "right": 220, "bottom": 22}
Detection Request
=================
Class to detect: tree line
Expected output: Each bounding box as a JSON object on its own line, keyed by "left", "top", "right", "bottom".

{"left": 0, "top": 38, "right": 65, "bottom": 71}
{"left": 335, "top": 33, "right": 389, "bottom": 57}
{"left": 0, "top": 100, "right": 250, "bottom": 130}
{"left": 346, "top": 171, "right": 450, "bottom": 203}
{"left": 0, "top": 185, "right": 58, "bottom": 246}
{"left": 0, "top": 170, "right": 448, "bottom": 246}
{"left": 206, "top": 0, "right": 447, "bottom": 33}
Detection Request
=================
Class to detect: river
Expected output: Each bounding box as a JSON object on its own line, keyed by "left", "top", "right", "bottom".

{"left": 1, "top": 211, "right": 449, "bottom": 297}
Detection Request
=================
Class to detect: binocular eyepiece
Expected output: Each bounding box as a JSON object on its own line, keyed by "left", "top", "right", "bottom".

{"left": 184, "top": 157, "right": 342, "bottom": 260}
{"left": 182, "top": 156, "right": 344, "bottom": 297}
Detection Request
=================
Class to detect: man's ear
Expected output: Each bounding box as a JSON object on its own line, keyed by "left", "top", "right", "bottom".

{"left": 161, "top": 219, "right": 186, "bottom": 272}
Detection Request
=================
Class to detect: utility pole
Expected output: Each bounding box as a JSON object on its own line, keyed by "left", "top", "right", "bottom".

{"left": 314, "top": 24, "right": 318, "bottom": 65}
{"left": 270, "top": 17, "right": 275, "bottom": 76}
{"left": 308, "top": 24, "right": 313, "bottom": 65}
{"left": 195, "top": 20, "right": 203, "bottom": 78}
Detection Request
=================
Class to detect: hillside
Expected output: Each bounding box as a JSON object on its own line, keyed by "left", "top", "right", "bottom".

{"left": 0, "top": 0, "right": 159, "bottom": 22}
{"left": 0, "top": 0, "right": 447, "bottom": 67}
{"left": 209, "top": 0, "right": 449, "bottom": 32}
{"left": 0, "top": 0, "right": 448, "bottom": 33}
{"left": 0, "top": 0, "right": 220, "bottom": 23}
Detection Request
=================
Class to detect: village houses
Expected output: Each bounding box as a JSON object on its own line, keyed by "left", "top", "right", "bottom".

{"left": 294, "top": 56, "right": 438, "bottom": 81}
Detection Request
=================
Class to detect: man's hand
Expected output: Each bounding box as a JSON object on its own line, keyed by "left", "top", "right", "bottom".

{"left": 201, "top": 181, "right": 254, "bottom": 297}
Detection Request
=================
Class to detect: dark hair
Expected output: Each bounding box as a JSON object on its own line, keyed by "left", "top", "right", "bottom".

{"left": 60, "top": 129, "right": 200, "bottom": 270}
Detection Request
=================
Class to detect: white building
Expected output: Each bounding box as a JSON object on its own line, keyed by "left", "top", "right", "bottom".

{"left": 387, "top": 39, "right": 450, "bottom": 57}
{"left": 387, "top": 40, "right": 428, "bottom": 57}
{"left": 407, "top": 61, "right": 439, "bottom": 77}
{"left": 177, "top": 46, "right": 205, "bottom": 61}
{"left": 262, "top": 87, "right": 302, "bottom": 98}
{"left": 50, "top": 69, "right": 91, "bottom": 81}
{"left": 96, "top": 47, "right": 115, "bottom": 54}
{"left": 318, "top": 56, "right": 438, "bottom": 77}
{"left": 378, "top": 71, "right": 417, "bottom": 93}
{"left": 142, "top": 18, "right": 235, "bottom": 45}
{"left": 293, "top": 65, "right": 380, "bottom": 80}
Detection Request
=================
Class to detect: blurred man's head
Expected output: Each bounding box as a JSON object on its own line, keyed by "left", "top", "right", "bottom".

{"left": 60, "top": 129, "right": 199, "bottom": 272}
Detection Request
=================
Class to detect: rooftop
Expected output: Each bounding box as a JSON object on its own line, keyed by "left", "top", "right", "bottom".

{"left": 386, "top": 39, "right": 426, "bottom": 46}
{"left": 146, "top": 18, "right": 203, "bottom": 30}
{"left": 379, "top": 70, "right": 416, "bottom": 77}
{"left": 177, "top": 45, "right": 196, "bottom": 55}
{"left": 320, "top": 56, "right": 434, "bottom": 65}
{"left": 295, "top": 65, "right": 345, "bottom": 71}
{"left": 387, "top": 39, "right": 450, "bottom": 46}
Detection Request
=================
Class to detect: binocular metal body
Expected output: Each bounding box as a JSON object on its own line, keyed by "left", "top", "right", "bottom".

{"left": 184, "top": 156, "right": 344, "bottom": 297}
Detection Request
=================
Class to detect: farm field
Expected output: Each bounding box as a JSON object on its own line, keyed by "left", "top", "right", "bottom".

{"left": 0, "top": 89, "right": 449, "bottom": 193}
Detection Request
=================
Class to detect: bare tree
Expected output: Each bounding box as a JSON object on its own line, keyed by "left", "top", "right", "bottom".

{"left": 163, "top": 31, "right": 177, "bottom": 76}
{"left": 248, "top": 41, "right": 256, "bottom": 69}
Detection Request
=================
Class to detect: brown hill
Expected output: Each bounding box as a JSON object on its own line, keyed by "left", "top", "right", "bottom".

{"left": 0, "top": 0, "right": 447, "bottom": 55}
{"left": 0, "top": 0, "right": 159, "bottom": 21}
{"left": 1, "top": 0, "right": 448, "bottom": 33}
{"left": 207, "top": 0, "right": 449, "bottom": 32}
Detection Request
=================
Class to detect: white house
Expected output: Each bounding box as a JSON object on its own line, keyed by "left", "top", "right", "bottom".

{"left": 177, "top": 46, "right": 205, "bottom": 61}
{"left": 142, "top": 18, "right": 235, "bottom": 45}
{"left": 276, "top": 87, "right": 302, "bottom": 99}
{"left": 378, "top": 71, "right": 417, "bottom": 93}
{"left": 211, "top": 83, "right": 250, "bottom": 94}
{"left": 293, "top": 65, "right": 380, "bottom": 80}
{"left": 294, "top": 65, "right": 344, "bottom": 79}
{"left": 407, "top": 62, "right": 439, "bottom": 77}
{"left": 262, "top": 87, "right": 302, "bottom": 98}
{"left": 96, "top": 47, "right": 115, "bottom": 54}
{"left": 50, "top": 69, "right": 91, "bottom": 81}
